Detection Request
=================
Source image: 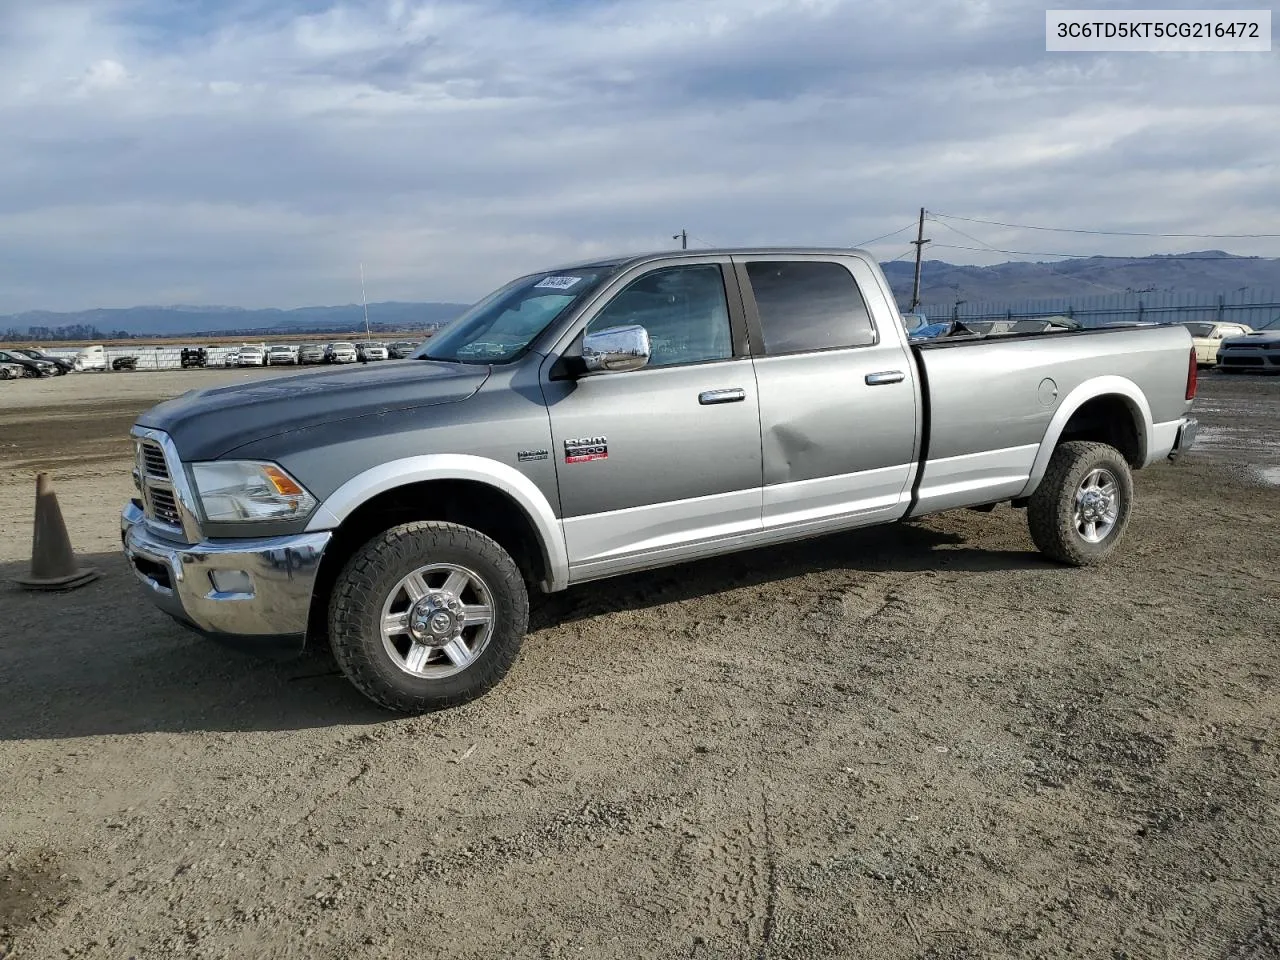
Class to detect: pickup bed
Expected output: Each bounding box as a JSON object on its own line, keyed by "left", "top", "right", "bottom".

{"left": 122, "top": 247, "right": 1199, "bottom": 712}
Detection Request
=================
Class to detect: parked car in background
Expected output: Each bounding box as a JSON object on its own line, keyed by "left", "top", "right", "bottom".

{"left": 181, "top": 347, "right": 209, "bottom": 369}
{"left": 268, "top": 344, "right": 299, "bottom": 365}
{"left": 298, "top": 343, "right": 327, "bottom": 364}
{"left": 73, "top": 345, "right": 108, "bottom": 372}
{"left": 0, "top": 361, "right": 25, "bottom": 380}
{"left": 0, "top": 349, "right": 56, "bottom": 377}
{"left": 908, "top": 319, "right": 969, "bottom": 342}
{"left": 1181, "top": 321, "right": 1252, "bottom": 366}
{"left": 237, "top": 345, "right": 268, "bottom": 367}
{"left": 387, "top": 340, "right": 418, "bottom": 359}
{"left": 965, "top": 316, "right": 1082, "bottom": 336}
{"left": 326, "top": 341, "right": 358, "bottom": 363}
{"left": 357, "top": 341, "right": 389, "bottom": 361}
{"left": 1216, "top": 316, "right": 1280, "bottom": 373}
{"left": 73, "top": 345, "right": 109, "bottom": 372}
{"left": 113, "top": 356, "right": 139, "bottom": 372}
{"left": 12, "top": 348, "right": 73, "bottom": 374}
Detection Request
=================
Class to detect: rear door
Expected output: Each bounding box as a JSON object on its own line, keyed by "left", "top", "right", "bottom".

{"left": 541, "top": 258, "right": 763, "bottom": 579}
{"left": 732, "top": 254, "right": 920, "bottom": 531}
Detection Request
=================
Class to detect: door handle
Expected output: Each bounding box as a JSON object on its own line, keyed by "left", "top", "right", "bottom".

{"left": 698, "top": 387, "right": 746, "bottom": 405}
{"left": 865, "top": 370, "right": 905, "bottom": 386}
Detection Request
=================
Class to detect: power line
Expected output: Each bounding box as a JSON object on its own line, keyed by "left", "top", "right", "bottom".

{"left": 929, "top": 210, "right": 1280, "bottom": 240}
{"left": 926, "top": 216, "right": 1003, "bottom": 252}
{"left": 928, "top": 217, "right": 1134, "bottom": 294}
{"left": 854, "top": 221, "right": 918, "bottom": 248}
{"left": 929, "top": 242, "right": 1263, "bottom": 261}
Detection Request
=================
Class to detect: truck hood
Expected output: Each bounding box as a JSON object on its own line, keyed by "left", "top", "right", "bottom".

{"left": 1223, "top": 330, "right": 1280, "bottom": 346}
{"left": 136, "top": 360, "right": 489, "bottom": 460}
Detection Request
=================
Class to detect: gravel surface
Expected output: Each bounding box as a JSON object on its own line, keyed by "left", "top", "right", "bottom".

{"left": 1, "top": 369, "right": 1277, "bottom": 959}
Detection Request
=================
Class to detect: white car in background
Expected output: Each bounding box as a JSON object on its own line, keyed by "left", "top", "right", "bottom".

{"left": 326, "top": 341, "right": 358, "bottom": 363}
{"left": 73, "top": 345, "right": 108, "bottom": 372}
{"left": 0, "top": 361, "right": 24, "bottom": 380}
{"left": 268, "top": 344, "right": 298, "bottom": 365}
{"left": 1181, "top": 321, "right": 1252, "bottom": 366}
{"left": 236, "top": 344, "right": 267, "bottom": 367}
{"left": 357, "top": 341, "right": 389, "bottom": 361}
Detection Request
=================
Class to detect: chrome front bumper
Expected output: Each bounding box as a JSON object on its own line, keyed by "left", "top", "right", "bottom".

{"left": 121, "top": 499, "right": 332, "bottom": 652}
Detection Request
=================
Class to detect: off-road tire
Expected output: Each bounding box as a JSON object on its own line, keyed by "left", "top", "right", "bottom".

{"left": 328, "top": 521, "right": 529, "bottom": 713}
{"left": 1028, "top": 441, "right": 1133, "bottom": 567}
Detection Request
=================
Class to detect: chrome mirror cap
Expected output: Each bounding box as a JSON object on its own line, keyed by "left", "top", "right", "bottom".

{"left": 582, "top": 324, "right": 651, "bottom": 374}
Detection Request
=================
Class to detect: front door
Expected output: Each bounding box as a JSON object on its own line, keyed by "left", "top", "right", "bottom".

{"left": 541, "top": 261, "right": 763, "bottom": 580}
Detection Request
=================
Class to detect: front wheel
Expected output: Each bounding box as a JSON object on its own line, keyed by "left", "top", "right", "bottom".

{"left": 328, "top": 521, "right": 529, "bottom": 712}
{"left": 1027, "top": 441, "right": 1133, "bottom": 566}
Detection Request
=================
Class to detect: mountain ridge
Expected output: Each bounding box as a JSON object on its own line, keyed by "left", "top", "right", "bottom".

{"left": 4, "top": 252, "right": 1279, "bottom": 339}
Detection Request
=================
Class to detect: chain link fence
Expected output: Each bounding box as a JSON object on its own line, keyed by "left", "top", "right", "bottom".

{"left": 919, "top": 288, "right": 1280, "bottom": 328}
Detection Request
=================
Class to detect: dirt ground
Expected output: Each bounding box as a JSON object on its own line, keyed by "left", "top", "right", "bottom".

{"left": 1, "top": 368, "right": 1277, "bottom": 960}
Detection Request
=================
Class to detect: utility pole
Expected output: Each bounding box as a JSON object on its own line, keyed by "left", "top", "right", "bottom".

{"left": 909, "top": 207, "right": 930, "bottom": 312}
{"left": 673, "top": 229, "right": 687, "bottom": 250}
{"left": 359, "top": 262, "right": 372, "bottom": 338}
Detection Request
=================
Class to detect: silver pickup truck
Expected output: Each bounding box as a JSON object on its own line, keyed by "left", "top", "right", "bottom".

{"left": 122, "top": 248, "right": 1199, "bottom": 712}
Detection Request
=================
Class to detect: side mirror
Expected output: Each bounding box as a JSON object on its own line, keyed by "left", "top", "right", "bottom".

{"left": 581, "top": 324, "right": 650, "bottom": 374}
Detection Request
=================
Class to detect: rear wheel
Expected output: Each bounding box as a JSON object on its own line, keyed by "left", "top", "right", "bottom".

{"left": 328, "top": 521, "right": 529, "bottom": 712}
{"left": 1028, "top": 441, "right": 1133, "bottom": 566}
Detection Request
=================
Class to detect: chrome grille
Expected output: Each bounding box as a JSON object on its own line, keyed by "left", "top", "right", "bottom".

{"left": 141, "top": 442, "right": 170, "bottom": 479}
{"left": 134, "top": 434, "right": 187, "bottom": 537}
{"left": 149, "top": 488, "right": 182, "bottom": 526}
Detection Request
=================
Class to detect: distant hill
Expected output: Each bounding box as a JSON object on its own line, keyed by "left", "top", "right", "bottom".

{"left": 3, "top": 252, "right": 1279, "bottom": 341}
{"left": 882, "top": 251, "right": 1280, "bottom": 308}
{"left": 1, "top": 301, "right": 469, "bottom": 341}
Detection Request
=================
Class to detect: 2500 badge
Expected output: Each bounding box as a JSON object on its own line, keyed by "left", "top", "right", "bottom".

{"left": 564, "top": 436, "right": 608, "bottom": 463}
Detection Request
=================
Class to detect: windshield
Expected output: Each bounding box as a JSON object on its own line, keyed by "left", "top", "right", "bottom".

{"left": 1181, "top": 322, "right": 1215, "bottom": 337}
{"left": 1260, "top": 315, "right": 1280, "bottom": 331}
{"left": 418, "top": 267, "right": 614, "bottom": 364}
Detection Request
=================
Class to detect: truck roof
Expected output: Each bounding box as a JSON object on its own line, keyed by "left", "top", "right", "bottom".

{"left": 545, "top": 246, "right": 874, "bottom": 273}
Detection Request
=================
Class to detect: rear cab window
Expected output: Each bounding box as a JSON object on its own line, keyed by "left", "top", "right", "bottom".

{"left": 743, "top": 260, "right": 877, "bottom": 355}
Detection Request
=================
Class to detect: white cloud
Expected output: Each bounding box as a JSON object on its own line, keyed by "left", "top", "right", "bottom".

{"left": 81, "top": 58, "right": 129, "bottom": 90}
{"left": 0, "top": 0, "right": 1275, "bottom": 312}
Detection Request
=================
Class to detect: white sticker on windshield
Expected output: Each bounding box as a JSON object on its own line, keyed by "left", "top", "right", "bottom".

{"left": 534, "top": 275, "right": 582, "bottom": 290}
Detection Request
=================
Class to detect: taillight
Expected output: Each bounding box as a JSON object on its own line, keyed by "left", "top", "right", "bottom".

{"left": 1186, "top": 345, "right": 1197, "bottom": 400}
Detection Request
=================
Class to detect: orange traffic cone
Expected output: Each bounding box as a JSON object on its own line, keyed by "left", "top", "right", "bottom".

{"left": 15, "top": 473, "right": 99, "bottom": 591}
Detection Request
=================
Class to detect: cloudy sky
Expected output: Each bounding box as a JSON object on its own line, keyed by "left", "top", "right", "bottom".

{"left": 0, "top": 0, "right": 1276, "bottom": 312}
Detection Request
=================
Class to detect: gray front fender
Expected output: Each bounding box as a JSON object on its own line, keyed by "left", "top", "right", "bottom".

{"left": 305, "top": 454, "right": 570, "bottom": 592}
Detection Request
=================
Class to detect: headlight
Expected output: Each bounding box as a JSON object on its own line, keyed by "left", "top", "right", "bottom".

{"left": 190, "top": 461, "right": 318, "bottom": 523}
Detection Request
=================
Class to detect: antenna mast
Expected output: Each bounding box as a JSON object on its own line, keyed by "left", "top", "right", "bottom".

{"left": 359, "top": 261, "right": 372, "bottom": 338}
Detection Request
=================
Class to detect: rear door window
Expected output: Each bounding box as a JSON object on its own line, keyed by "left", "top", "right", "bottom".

{"left": 744, "top": 260, "right": 877, "bottom": 355}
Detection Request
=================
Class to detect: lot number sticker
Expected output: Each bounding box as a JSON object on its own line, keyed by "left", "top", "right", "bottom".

{"left": 534, "top": 276, "right": 582, "bottom": 289}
